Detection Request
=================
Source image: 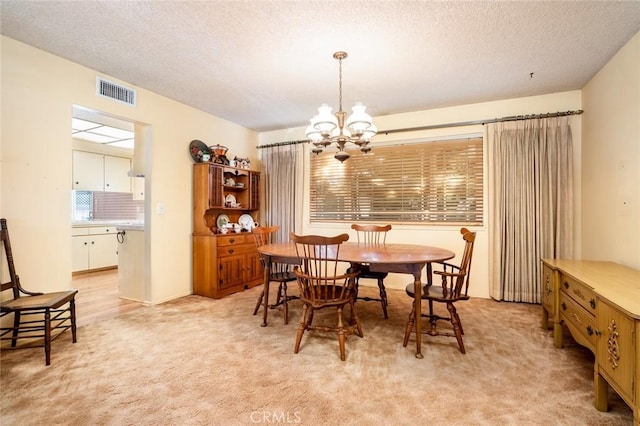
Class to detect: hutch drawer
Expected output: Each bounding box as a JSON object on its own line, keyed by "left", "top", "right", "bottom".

{"left": 218, "top": 234, "right": 250, "bottom": 246}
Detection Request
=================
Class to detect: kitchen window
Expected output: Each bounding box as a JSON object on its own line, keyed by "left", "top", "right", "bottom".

{"left": 309, "top": 136, "right": 484, "bottom": 225}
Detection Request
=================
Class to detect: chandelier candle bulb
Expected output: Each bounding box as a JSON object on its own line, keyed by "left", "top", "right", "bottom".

{"left": 305, "top": 51, "right": 376, "bottom": 162}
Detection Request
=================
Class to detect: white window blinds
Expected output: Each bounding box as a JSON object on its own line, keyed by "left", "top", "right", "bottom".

{"left": 309, "top": 137, "right": 483, "bottom": 225}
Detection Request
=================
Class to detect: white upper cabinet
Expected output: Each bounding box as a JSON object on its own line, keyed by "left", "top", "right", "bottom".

{"left": 73, "top": 150, "right": 131, "bottom": 193}
{"left": 104, "top": 155, "right": 131, "bottom": 193}
{"left": 72, "top": 151, "right": 103, "bottom": 191}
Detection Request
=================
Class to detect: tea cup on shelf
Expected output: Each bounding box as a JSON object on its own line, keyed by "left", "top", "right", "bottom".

{"left": 219, "top": 227, "right": 228, "bottom": 234}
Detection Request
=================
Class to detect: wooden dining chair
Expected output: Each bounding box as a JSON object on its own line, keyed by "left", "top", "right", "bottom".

{"left": 290, "top": 232, "right": 363, "bottom": 361}
{"left": 349, "top": 223, "right": 392, "bottom": 318}
{"left": 252, "top": 226, "right": 298, "bottom": 326}
{"left": 402, "top": 227, "right": 476, "bottom": 354}
{"left": 1, "top": 218, "right": 78, "bottom": 365}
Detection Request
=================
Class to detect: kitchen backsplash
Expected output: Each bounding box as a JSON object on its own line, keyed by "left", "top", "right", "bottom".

{"left": 73, "top": 191, "right": 144, "bottom": 222}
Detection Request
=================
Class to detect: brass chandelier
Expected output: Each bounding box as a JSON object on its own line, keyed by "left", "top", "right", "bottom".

{"left": 305, "top": 51, "right": 377, "bottom": 162}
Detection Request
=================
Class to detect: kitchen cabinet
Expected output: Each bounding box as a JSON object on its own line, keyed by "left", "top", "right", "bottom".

{"left": 133, "top": 176, "right": 145, "bottom": 200}
{"left": 117, "top": 227, "right": 145, "bottom": 302}
{"left": 192, "top": 163, "right": 262, "bottom": 298}
{"left": 72, "top": 150, "right": 131, "bottom": 193}
{"left": 72, "top": 226, "right": 118, "bottom": 272}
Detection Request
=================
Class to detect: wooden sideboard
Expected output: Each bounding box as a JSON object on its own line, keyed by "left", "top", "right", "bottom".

{"left": 541, "top": 259, "right": 640, "bottom": 425}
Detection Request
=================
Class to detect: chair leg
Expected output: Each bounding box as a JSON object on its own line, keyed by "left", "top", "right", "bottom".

{"left": 274, "top": 283, "right": 284, "bottom": 306}
{"left": 447, "top": 303, "right": 465, "bottom": 354}
{"left": 353, "top": 276, "right": 360, "bottom": 300}
{"left": 349, "top": 300, "right": 363, "bottom": 338}
{"left": 44, "top": 309, "right": 51, "bottom": 366}
{"left": 403, "top": 305, "right": 415, "bottom": 347}
{"left": 253, "top": 289, "right": 264, "bottom": 315}
{"left": 282, "top": 283, "right": 289, "bottom": 325}
{"left": 294, "top": 304, "right": 309, "bottom": 354}
{"left": 261, "top": 281, "right": 270, "bottom": 327}
{"left": 11, "top": 311, "right": 20, "bottom": 347}
{"left": 378, "top": 278, "right": 388, "bottom": 319}
{"left": 337, "top": 306, "right": 346, "bottom": 361}
{"left": 70, "top": 299, "right": 77, "bottom": 343}
{"left": 428, "top": 299, "right": 438, "bottom": 333}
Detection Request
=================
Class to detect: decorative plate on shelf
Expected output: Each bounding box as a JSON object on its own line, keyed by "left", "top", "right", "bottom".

{"left": 238, "top": 214, "right": 254, "bottom": 230}
{"left": 189, "top": 139, "right": 210, "bottom": 163}
{"left": 225, "top": 194, "right": 236, "bottom": 205}
{"left": 216, "top": 214, "right": 230, "bottom": 229}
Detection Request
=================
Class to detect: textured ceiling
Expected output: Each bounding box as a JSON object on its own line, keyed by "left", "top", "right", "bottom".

{"left": 2, "top": 1, "right": 639, "bottom": 132}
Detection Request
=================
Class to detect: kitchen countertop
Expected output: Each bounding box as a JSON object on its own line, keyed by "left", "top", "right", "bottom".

{"left": 73, "top": 220, "right": 144, "bottom": 231}
{"left": 116, "top": 224, "right": 145, "bottom": 231}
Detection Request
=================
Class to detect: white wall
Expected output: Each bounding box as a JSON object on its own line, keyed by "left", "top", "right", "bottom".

{"left": 259, "top": 91, "right": 583, "bottom": 298}
{"left": 0, "top": 36, "right": 258, "bottom": 304}
{"left": 582, "top": 31, "right": 640, "bottom": 269}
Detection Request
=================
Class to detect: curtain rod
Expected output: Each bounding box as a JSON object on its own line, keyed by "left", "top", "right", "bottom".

{"left": 256, "top": 109, "right": 583, "bottom": 148}
{"left": 378, "top": 109, "right": 583, "bottom": 135}
{"left": 256, "top": 139, "right": 309, "bottom": 150}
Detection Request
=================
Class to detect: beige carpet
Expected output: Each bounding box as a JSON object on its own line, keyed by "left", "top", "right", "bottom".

{"left": 0, "top": 285, "right": 633, "bottom": 425}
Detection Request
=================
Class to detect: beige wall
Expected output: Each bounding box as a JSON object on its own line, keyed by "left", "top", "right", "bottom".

{"left": 4, "top": 29, "right": 634, "bottom": 304}
{"left": 582, "top": 31, "right": 640, "bottom": 269}
{"left": 1, "top": 36, "right": 258, "bottom": 304}
{"left": 259, "top": 91, "right": 583, "bottom": 298}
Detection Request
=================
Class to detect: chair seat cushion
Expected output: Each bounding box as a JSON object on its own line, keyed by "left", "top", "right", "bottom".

{"left": 405, "top": 283, "right": 469, "bottom": 302}
{"left": 0, "top": 290, "right": 77, "bottom": 312}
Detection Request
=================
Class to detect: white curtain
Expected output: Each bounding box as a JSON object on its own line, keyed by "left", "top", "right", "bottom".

{"left": 260, "top": 143, "right": 304, "bottom": 243}
{"left": 488, "top": 117, "right": 574, "bottom": 302}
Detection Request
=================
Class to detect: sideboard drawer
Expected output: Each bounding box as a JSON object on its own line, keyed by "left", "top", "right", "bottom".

{"left": 217, "top": 243, "right": 254, "bottom": 258}
{"left": 217, "top": 234, "right": 250, "bottom": 246}
{"left": 560, "top": 291, "right": 597, "bottom": 351}
{"left": 560, "top": 274, "right": 597, "bottom": 315}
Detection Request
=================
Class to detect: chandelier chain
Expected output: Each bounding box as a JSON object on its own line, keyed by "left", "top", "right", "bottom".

{"left": 338, "top": 56, "right": 343, "bottom": 112}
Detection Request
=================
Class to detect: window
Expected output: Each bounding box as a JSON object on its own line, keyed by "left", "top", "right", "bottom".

{"left": 309, "top": 136, "right": 483, "bottom": 225}
{"left": 72, "top": 191, "right": 93, "bottom": 221}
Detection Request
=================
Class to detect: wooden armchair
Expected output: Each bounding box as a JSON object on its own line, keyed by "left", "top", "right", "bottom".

{"left": 349, "top": 223, "right": 392, "bottom": 318}
{"left": 402, "top": 227, "right": 476, "bottom": 353}
{"left": 290, "top": 232, "right": 363, "bottom": 361}
{"left": 252, "top": 226, "right": 298, "bottom": 326}
{"left": 1, "top": 218, "right": 78, "bottom": 365}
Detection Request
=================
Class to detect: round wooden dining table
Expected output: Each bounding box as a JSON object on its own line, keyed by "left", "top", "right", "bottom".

{"left": 257, "top": 241, "right": 455, "bottom": 358}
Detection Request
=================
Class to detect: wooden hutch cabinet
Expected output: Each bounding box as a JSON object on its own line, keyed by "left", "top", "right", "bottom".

{"left": 192, "top": 163, "right": 262, "bottom": 298}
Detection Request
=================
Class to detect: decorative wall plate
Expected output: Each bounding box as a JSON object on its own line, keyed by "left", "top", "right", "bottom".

{"left": 238, "top": 214, "right": 254, "bottom": 230}
{"left": 216, "top": 214, "right": 230, "bottom": 229}
{"left": 189, "top": 139, "right": 210, "bottom": 163}
{"left": 225, "top": 194, "right": 236, "bottom": 205}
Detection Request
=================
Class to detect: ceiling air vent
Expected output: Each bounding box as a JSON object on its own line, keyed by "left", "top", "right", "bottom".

{"left": 96, "top": 78, "right": 137, "bottom": 106}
